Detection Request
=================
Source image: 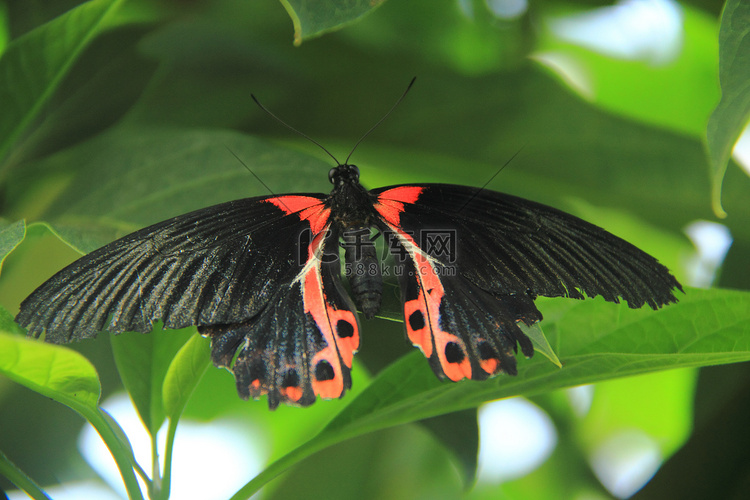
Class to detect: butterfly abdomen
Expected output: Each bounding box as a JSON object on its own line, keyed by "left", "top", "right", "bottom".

{"left": 342, "top": 226, "right": 382, "bottom": 319}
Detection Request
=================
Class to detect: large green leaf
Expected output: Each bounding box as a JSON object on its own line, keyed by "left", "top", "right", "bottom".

{"left": 0, "top": 330, "right": 100, "bottom": 409}
{"left": 231, "top": 287, "right": 750, "bottom": 497}
{"left": 706, "top": 0, "right": 750, "bottom": 217}
{"left": 0, "top": 0, "right": 127, "bottom": 165}
{"left": 0, "top": 326, "right": 145, "bottom": 499}
{"left": 11, "top": 127, "right": 331, "bottom": 252}
{"left": 326, "top": 288, "right": 748, "bottom": 437}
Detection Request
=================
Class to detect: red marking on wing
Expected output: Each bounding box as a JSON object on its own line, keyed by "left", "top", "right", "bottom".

{"left": 281, "top": 386, "right": 303, "bottom": 402}
{"left": 267, "top": 195, "right": 331, "bottom": 234}
{"left": 390, "top": 224, "right": 471, "bottom": 382}
{"left": 480, "top": 358, "right": 499, "bottom": 375}
{"left": 374, "top": 186, "right": 425, "bottom": 226}
{"left": 300, "top": 231, "right": 360, "bottom": 400}
{"left": 404, "top": 299, "right": 432, "bottom": 358}
{"left": 379, "top": 186, "right": 425, "bottom": 204}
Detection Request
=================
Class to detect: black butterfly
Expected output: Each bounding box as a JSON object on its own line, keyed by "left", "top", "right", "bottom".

{"left": 16, "top": 160, "right": 682, "bottom": 409}
{"left": 15, "top": 87, "right": 682, "bottom": 410}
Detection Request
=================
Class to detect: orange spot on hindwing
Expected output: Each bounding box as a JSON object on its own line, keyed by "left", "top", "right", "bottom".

{"left": 281, "top": 385, "right": 303, "bottom": 402}
{"left": 404, "top": 299, "right": 432, "bottom": 357}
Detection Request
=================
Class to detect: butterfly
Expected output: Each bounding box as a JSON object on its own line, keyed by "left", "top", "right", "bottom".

{"left": 15, "top": 86, "right": 683, "bottom": 410}
{"left": 15, "top": 162, "right": 683, "bottom": 409}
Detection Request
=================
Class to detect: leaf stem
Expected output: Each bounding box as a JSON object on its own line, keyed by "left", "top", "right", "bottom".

{"left": 158, "top": 418, "right": 179, "bottom": 500}
{"left": 0, "top": 448, "right": 52, "bottom": 500}
{"left": 150, "top": 433, "right": 162, "bottom": 500}
{"left": 82, "top": 407, "right": 145, "bottom": 500}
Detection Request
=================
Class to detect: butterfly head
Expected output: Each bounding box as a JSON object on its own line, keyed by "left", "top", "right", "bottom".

{"left": 329, "top": 164, "right": 360, "bottom": 187}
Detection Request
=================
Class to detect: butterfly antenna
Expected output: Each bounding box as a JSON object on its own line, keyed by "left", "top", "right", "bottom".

{"left": 344, "top": 77, "right": 417, "bottom": 165}
{"left": 251, "top": 94, "right": 341, "bottom": 165}
{"left": 222, "top": 144, "right": 278, "bottom": 195}
{"left": 456, "top": 144, "right": 526, "bottom": 213}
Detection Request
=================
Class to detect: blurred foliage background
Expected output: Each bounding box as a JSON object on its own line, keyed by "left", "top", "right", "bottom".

{"left": 0, "top": 0, "right": 749, "bottom": 499}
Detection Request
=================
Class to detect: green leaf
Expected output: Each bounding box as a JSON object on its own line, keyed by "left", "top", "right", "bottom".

{"left": 0, "top": 320, "right": 142, "bottom": 499}
{"left": 0, "top": 219, "right": 26, "bottom": 274}
{"left": 162, "top": 332, "right": 211, "bottom": 419}
{"left": 231, "top": 287, "right": 750, "bottom": 497}
{"left": 111, "top": 327, "right": 194, "bottom": 437}
{"left": 14, "top": 127, "right": 330, "bottom": 252}
{"left": 0, "top": 0, "right": 127, "bottom": 164}
{"left": 0, "top": 330, "right": 100, "bottom": 409}
{"left": 279, "top": 0, "right": 388, "bottom": 45}
{"left": 706, "top": 0, "right": 750, "bottom": 218}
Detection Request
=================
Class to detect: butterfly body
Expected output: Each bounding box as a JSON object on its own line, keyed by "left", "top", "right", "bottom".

{"left": 16, "top": 162, "right": 682, "bottom": 409}
{"left": 326, "top": 165, "right": 384, "bottom": 318}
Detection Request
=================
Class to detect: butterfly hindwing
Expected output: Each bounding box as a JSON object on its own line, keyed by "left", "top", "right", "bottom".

{"left": 373, "top": 184, "right": 681, "bottom": 381}
{"left": 17, "top": 193, "right": 360, "bottom": 408}
{"left": 200, "top": 227, "right": 359, "bottom": 408}
{"left": 378, "top": 214, "right": 535, "bottom": 382}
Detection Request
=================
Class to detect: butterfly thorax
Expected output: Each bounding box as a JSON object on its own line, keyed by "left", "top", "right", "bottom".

{"left": 326, "top": 164, "right": 378, "bottom": 226}
{"left": 326, "top": 164, "right": 383, "bottom": 318}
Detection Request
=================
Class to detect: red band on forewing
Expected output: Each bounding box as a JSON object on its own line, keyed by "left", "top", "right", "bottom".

{"left": 373, "top": 186, "right": 425, "bottom": 226}
{"left": 378, "top": 186, "right": 425, "bottom": 204}
{"left": 267, "top": 195, "right": 320, "bottom": 213}
{"left": 266, "top": 196, "right": 331, "bottom": 234}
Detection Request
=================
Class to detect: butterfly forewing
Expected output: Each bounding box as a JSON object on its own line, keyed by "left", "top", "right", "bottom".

{"left": 18, "top": 196, "right": 315, "bottom": 340}
{"left": 373, "top": 184, "right": 681, "bottom": 308}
